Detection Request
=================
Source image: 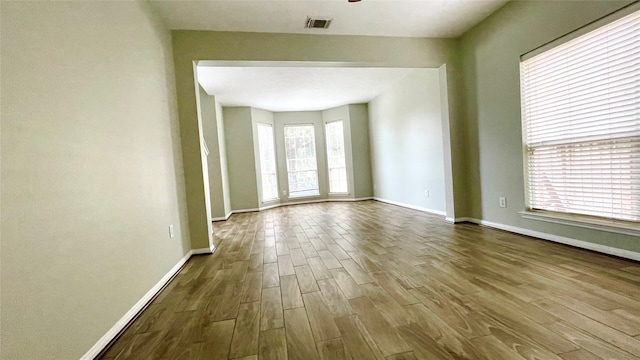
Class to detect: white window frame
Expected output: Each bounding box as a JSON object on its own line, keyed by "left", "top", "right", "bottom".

{"left": 257, "top": 123, "right": 279, "bottom": 203}
{"left": 324, "top": 120, "right": 349, "bottom": 194}
{"left": 519, "top": 5, "right": 640, "bottom": 236}
{"left": 283, "top": 124, "right": 321, "bottom": 198}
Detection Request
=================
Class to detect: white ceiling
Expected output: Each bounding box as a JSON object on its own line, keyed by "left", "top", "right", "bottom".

{"left": 151, "top": 0, "right": 509, "bottom": 38}
{"left": 197, "top": 66, "right": 424, "bottom": 112}
{"left": 175, "top": 1, "right": 509, "bottom": 112}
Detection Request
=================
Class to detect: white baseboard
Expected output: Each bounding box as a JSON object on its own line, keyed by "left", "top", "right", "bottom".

{"left": 80, "top": 250, "right": 193, "bottom": 360}
{"left": 463, "top": 217, "right": 640, "bottom": 262}
{"left": 210, "top": 208, "right": 261, "bottom": 220}
{"left": 259, "top": 198, "right": 326, "bottom": 210}
{"left": 209, "top": 198, "right": 376, "bottom": 218}
{"left": 328, "top": 197, "right": 374, "bottom": 202}
{"left": 257, "top": 203, "right": 280, "bottom": 211}
{"left": 260, "top": 197, "right": 373, "bottom": 210}
{"left": 445, "top": 217, "right": 474, "bottom": 223}
{"left": 231, "top": 207, "right": 261, "bottom": 214}
{"left": 192, "top": 244, "right": 215, "bottom": 255}
{"left": 211, "top": 213, "right": 231, "bottom": 222}
{"left": 373, "top": 197, "right": 446, "bottom": 217}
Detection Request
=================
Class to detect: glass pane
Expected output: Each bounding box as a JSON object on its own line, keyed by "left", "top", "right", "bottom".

{"left": 329, "top": 167, "right": 348, "bottom": 193}
{"left": 325, "top": 121, "right": 348, "bottom": 193}
{"left": 284, "top": 125, "right": 319, "bottom": 196}
{"left": 257, "top": 124, "right": 278, "bottom": 202}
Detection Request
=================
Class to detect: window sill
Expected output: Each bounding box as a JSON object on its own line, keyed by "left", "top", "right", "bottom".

{"left": 520, "top": 210, "right": 640, "bottom": 237}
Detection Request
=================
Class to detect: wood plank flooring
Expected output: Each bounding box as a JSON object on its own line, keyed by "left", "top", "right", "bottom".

{"left": 99, "top": 200, "right": 640, "bottom": 360}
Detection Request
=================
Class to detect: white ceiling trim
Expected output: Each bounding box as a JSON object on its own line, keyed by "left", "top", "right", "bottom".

{"left": 197, "top": 65, "right": 431, "bottom": 112}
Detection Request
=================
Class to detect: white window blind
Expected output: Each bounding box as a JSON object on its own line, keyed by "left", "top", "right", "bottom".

{"left": 284, "top": 125, "right": 320, "bottom": 197}
{"left": 325, "top": 121, "right": 348, "bottom": 193}
{"left": 257, "top": 124, "right": 278, "bottom": 202}
{"left": 520, "top": 9, "right": 640, "bottom": 222}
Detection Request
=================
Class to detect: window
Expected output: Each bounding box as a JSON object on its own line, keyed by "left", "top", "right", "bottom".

{"left": 325, "top": 121, "right": 348, "bottom": 193}
{"left": 520, "top": 9, "right": 640, "bottom": 223}
{"left": 257, "top": 124, "right": 278, "bottom": 202}
{"left": 284, "top": 125, "right": 319, "bottom": 197}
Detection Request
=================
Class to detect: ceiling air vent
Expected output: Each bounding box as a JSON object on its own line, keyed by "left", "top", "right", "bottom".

{"left": 305, "top": 17, "right": 332, "bottom": 29}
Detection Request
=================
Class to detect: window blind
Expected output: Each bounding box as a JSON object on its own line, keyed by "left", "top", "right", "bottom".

{"left": 520, "top": 9, "right": 640, "bottom": 222}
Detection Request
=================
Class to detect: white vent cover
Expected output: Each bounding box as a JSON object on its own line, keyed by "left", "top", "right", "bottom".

{"left": 305, "top": 17, "right": 332, "bottom": 29}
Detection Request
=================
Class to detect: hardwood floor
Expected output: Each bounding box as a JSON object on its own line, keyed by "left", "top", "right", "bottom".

{"left": 99, "top": 200, "right": 640, "bottom": 360}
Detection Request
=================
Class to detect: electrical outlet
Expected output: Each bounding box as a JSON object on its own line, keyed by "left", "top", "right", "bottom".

{"left": 424, "top": 190, "right": 430, "bottom": 198}
{"left": 499, "top": 197, "right": 507, "bottom": 208}
{"left": 169, "top": 225, "right": 175, "bottom": 238}
{"left": 282, "top": 190, "right": 287, "bottom": 196}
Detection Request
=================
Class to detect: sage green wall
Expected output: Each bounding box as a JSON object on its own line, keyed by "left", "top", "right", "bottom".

{"left": 198, "top": 86, "right": 227, "bottom": 219}
{"left": 172, "top": 31, "right": 466, "bottom": 241}
{"left": 193, "top": 80, "right": 214, "bottom": 246}
{"left": 348, "top": 104, "right": 374, "bottom": 199}
{"left": 0, "top": 2, "right": 191, "bottom": 359}
{"left": 460, "top": 0, "right": 639, "bottom": 252}
{"left": 223, "top": 107, "right": 260, "bottom": 210}
{"left": 369, "top": 69, "right": 446, "bottom": 213}
{"left": 215, "top": 99, "right": 232, "bottom": 216}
